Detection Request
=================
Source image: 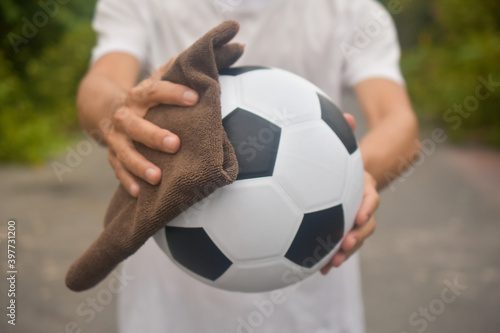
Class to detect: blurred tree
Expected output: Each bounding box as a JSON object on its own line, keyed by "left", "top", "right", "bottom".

{"left": 0, "top": 0, "right": 96, "bottom": 163}
{"left": 389, "top": 0, "right": 434, "bottom": 48}
{"left": 1, "top": 0, "right": 499, "bottom": 163}
{"left": 392, "top": 0, "right": 500, "bottom": 146}
{"left": 1, "top": 0, "right": 95, "bottom": 75}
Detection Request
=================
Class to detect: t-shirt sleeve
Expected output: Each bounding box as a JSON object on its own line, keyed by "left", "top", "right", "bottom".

{"left": 90, "top": 0, "right": 148, "bottom": 64}
{"left": 341, "top": 0, "right": 404, "bottom": 87}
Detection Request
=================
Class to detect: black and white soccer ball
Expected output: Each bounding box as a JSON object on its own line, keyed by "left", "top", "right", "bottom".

{"left": 153, "top": 66, "right": 364, "bottom": 292}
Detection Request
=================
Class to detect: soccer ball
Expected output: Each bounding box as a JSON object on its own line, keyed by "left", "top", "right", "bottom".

{"left": 153, "top": 66, "right": 364, "bottom": 292}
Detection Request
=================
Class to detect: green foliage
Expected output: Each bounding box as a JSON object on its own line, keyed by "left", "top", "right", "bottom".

{"left": 0, "top": 0, "right": 96, "bottom": 163}
{"left": 432, "top": 0, "right": 500, "bottom": 38}
{"left": 1, "top": 0, "right": 499, "bottom": 163}
{"left": 388, "top": 0, "right": 434, "bottom": 48}
{"left": 394, "top": 0, "right": 500, "bottom": 147}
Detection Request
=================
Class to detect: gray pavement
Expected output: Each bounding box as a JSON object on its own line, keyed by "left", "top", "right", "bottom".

{"left": 1, "top": 137, "right": 500, "bottom": 333}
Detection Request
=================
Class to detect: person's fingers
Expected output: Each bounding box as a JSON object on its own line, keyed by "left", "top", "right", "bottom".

{"left": 320, "top": 214, "right": 377, "bottom": 275}
{"left": 148, "top": 81, "right": 198, "bottom": 106}
{"left": 341, "top": 216, "right": 376, "bottom": 257}
{"left": 320, "top": 262, "right": 334, "bottom": 275}
{"left": 107, "top": 151, "right": 140, "bottom": 197}
{"left": 342, "top": 216, "right": 376, "bottom": 252}
{"left": 320, "top": 173, "right": 379, "bottom": 275}
{"left": 350, "top": 220, "right": 375, "bottom": 259}
{"left": 104, "top": 57, "right": 193, "bottom": 198}
{"left": 126, "top": 117, "right": 181, "bottom": 154}
{"left": 321, "top": 216, "right": 376, "bottom": 274}
{"left": 126, "top": 80, "right": 198, "bottom": 110}
{"left": 113, "top": 109, "right": 180, "bottom": 153}
{"left": 340, "top": 233, "right": 358, "bottom": 252}
{"left": 343, "top": 113, "right": 356, "bottom": 131}
{"left": 355, "top": 173, "right": 379, "bottom": 226}
{"left": 358, "top": 215, "right": 376, "bottom": 241}
{"left": 108, "top": 133, "right": 162, "bottom": 185}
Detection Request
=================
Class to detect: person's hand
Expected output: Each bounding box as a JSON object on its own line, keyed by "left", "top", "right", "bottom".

{"left": 104, "top": 57, "right": 199, "bottom": 197}
{"left": 320, "top": 114, "right": 379, "bottom": 275}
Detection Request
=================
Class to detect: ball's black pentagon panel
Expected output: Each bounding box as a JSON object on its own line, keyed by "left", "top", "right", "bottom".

{"left": 223, "top": 108, "right": 281, "bottom": 180}
{"left": 219, "top": 66, "right": 270, "bottom": 76}
{"left": 317, "top": 93, "right": 358, "bottom": 155}
{"left": 165, "top": 226, "right": 232, "bottom": 281}
{"left": 285, "top": 204, "right": 345, "bottom": 268}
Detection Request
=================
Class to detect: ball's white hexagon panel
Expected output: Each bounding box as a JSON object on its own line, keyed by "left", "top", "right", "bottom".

{"left": 235, "top": 69, "right": 321, "bottom": 127}
{"left": 273, "top": 120, "right": 349, "bottom": 212}
{"left": 202, "top": 177, "right": 303, "bottom": 262}
{"left": 340, "top": 149, "right": 365, "bottom": 235}
{"left": 219, "top": 74, "right": 240, "bottom": 118}
{"left": 213, "top": 257, "right": 304, "bottom": 292}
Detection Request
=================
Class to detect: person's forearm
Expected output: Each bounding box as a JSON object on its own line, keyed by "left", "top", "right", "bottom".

{"left": 360, "top": 111, "right": 419, "bottom": 189}
{"left": 77, "top": 73, "right": 128, "bottom": 144}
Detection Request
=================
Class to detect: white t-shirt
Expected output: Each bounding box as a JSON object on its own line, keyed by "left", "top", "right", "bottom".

{"left": 90, "top": 1, "right": 403, "bottom": 332}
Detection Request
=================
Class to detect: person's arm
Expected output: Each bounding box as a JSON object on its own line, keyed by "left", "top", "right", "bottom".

{"left": 321, "top": 78, "right": 419, "bottom": 273}
{"left": 77, "top": 52, "right": 199, "bottom": 197}
{"left": 356, "top": 78, "right": 420, "bottom": 188}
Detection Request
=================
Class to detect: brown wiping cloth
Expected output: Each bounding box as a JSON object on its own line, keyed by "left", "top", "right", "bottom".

{"left": 66, "top": 21, "right": 243, "bottom": 291}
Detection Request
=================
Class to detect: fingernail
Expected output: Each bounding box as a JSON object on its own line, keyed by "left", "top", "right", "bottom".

{"left": 183, "top": 90, "right": 198, "bottom": 104}
{"left": 145, "top": 168, "right": 158, "bottom": 183}
{"left": 130, "top": 183, "right": 139, "bottom": 197}
{"left": 163, "top": 136, "right": 178, "bottom": 151}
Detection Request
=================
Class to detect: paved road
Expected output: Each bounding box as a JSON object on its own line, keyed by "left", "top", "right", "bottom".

{"left": 1, "top": 136, "right": 499, "bottom": 333}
